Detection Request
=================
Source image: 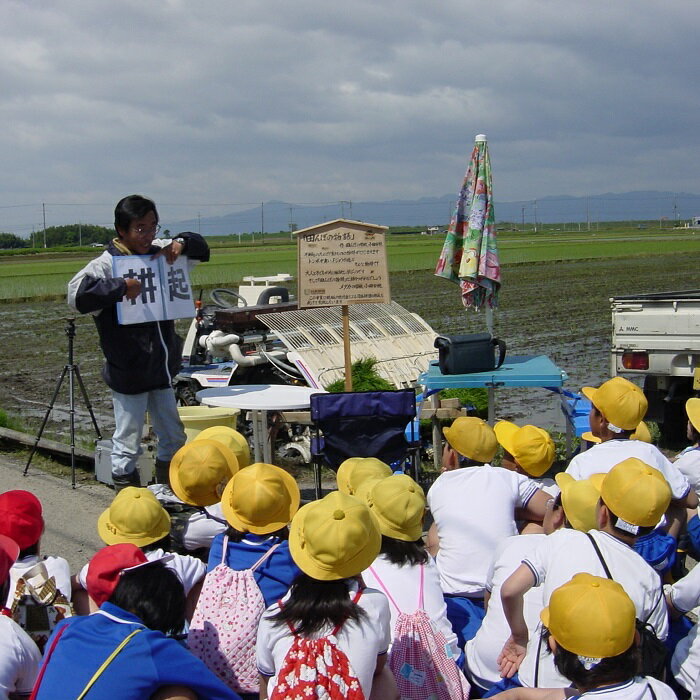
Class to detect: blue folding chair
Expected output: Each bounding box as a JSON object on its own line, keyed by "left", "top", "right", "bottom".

{"left": 310, "top": 388, "right": 419, "bottom": 499}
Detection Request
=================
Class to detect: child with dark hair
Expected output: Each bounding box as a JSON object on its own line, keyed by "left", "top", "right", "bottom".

{"left": 256, "top": 491, "right": 397, "bottom": 699}
{"left": 33, "top": 544, "right": 240, "bottom": 699}
{"left": 490, "top": 574, "right": 676, "bottom": 699}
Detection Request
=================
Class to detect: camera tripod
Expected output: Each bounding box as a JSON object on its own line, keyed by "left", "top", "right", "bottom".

{"left": 24, "top": 318, "right": 102, "bottom": 488}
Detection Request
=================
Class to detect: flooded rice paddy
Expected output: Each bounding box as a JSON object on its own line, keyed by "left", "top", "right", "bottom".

{"left": 1, "top": 251, "right": 699, "bottom": 447}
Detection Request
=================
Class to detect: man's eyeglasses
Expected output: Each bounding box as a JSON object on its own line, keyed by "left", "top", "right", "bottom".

{"left": 132, "top": 224, "right": 161, "bottom": 235}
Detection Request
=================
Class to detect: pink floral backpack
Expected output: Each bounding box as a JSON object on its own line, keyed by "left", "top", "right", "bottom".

{"left": 188, "top": 536, "right": 279, "bottom": 694}
{"left": 368, "top": 564, "right": 471, "bottom": 700}
{"left": 269, "top": 588, "right": 366, "bottom": 700}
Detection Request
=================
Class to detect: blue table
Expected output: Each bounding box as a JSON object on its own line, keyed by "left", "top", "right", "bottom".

{"left": 418, "top": 356, "right": 568, "bottom": 468}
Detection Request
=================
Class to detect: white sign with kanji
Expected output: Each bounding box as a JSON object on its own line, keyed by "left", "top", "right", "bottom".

{"left": 113, "top": 255, "right": 195, "bottom": 325}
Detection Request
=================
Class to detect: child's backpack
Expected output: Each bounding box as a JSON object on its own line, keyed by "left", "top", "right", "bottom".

{"left": 368, "top": 563, "right": 471, "bottom": 700}
{"left": 11, "top": 561, "right": 74, "bottom": 653}
{"left": 269, "top": 588, "right": 366, "bottom": 700}
{"left": 188, "top": 536, "right": 280, "bottom": 694}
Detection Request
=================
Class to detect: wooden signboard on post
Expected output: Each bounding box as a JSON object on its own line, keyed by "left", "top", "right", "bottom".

{"left": 296, "top": 219, "right": 390, "bottom": 390}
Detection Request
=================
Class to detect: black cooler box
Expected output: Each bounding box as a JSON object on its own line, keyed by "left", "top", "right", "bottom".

{"left": 434, "top": 333, "right": 506, "bottom": 374}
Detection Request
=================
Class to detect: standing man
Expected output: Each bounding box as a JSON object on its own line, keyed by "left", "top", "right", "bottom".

{"left": 68, "top": 195, "right": 210, "bottom": 489}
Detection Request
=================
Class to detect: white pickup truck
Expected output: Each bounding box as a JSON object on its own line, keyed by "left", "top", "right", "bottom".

{"left": 610, "top": 290, "right": 700, "bottom": 442}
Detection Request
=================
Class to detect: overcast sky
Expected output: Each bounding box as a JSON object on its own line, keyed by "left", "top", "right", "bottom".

{"left": 2, "top": 0, "right": 698, "bottom": 234}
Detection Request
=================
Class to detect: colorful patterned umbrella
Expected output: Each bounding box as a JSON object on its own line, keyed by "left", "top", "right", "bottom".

{"left": 435, "top": 134, "right": 500, "bottom": 310}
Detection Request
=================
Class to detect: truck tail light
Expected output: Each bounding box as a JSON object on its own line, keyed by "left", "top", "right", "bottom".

{"left": 622, "top": 352, "right": 649, "bottom": 370}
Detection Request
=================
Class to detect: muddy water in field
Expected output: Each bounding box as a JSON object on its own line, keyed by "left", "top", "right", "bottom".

{"left": 1, "top": 252, "right": 699, "bottom": 443}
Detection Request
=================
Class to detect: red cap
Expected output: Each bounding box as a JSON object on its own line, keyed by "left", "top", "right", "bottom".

{"left": 86, "top": 544, "right": 148, "bottom": 606}
{"left": 0, "top": 490, "right": 44, "bottom": 550}
{"left": 0, "top": 534, "right": 20, "bottom": 585}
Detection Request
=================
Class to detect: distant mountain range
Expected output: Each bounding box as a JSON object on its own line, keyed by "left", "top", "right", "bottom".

{"left": 170, "top": 191, "right": 700, "bottom": 235}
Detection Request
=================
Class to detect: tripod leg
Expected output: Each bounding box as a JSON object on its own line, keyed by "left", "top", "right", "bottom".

{"left": 73, "top": 365, "right": 102, "bottom": 441}
{"left": 68, "top": 363, "right": 76, "bottom": 489}
{"left": 24, "top": 366, "right": 68, "bottom": 475}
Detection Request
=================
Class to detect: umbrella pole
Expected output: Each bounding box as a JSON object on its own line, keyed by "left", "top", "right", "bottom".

{"left": 486, "top": 306, "right": 494, "bottom": 336}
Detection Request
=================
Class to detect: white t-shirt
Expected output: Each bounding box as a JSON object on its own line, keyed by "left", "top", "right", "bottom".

{"left": 465, "top": 534, "right": 545, "bottom": 690}
{"left": 5, "top": 554, "right": 72, "bottom": 607}
{"left": 427, "top": 465, "right": 539, "bottom": 595}
{"left": 148, "top": 484, "right": 227, "bottom": 551}
{"left": 0, "top": 615, "right": 42, "bottom": 698}
{"left": 531, "top": 476, "right": 558, "bottom": 497}
{"left": 569, "top": 677, "right": 676, "bottom": 699}
{"left": 362, "top": 554, "right": 458, "bottom": 657}
{"left": 78, "top": 548, "right": 206, "bottom": 596}
{"left": 565, "top": 439, "right": 690, "bottom": 500}
{"left": 256, "top": 580, "right": 391, "bottom": 699}
{"left": 517, "top": 529, "right": 668, "bottom": 688}
{"left": 669, "top": 562, "right": 700, "bottom": 692}
{"left": 674, "top": 447, "right": 700, "bottom": 499}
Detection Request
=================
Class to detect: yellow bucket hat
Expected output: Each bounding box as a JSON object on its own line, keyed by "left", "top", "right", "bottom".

{"left": 366, "top": 474, "right": 425, "bottom": 541}
{"left": 541, "top": 573, "right": 636, "bottom": 660}
{"left": 581, "top": 377, "right": 647, "bottom": 432}
{"left": 554, "top": 473, "right": 602, "bottom": 533}
{"left": 97, "top": 487, "right": 171, "bottom": 547}
{"left": 336, "top": 457, "right": 392, "bottom": 496}
{"left": 686, "top": 398, "right": 700, "bottom": 433}
{"left": 442, "top": 416, "right": 498, "bottom": 463}
{"left": 194, "top": 425, "right": 251, "bottom": 468}
{"left": 601, "top": 458, "right": 671, "bottom": 530}
{"left": 221, "top": 462, "right": 300, "bottom": 535}
{"left": 495, "top": 421, "right": 555, "bottom": 477}
{"left": 289, "top": 491, "right": 381, "bottom": 581}
{"left": 169, "top": 439, "right": 239, "bottom": 507}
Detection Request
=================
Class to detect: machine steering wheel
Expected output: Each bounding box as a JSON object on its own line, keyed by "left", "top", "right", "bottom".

{"left": 209, "top": 288, "right": 248, "bottom": 308}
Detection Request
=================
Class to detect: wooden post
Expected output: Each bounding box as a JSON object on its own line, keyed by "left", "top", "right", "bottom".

{"left": 342, "top": 304, "right": 352, "bottom": 391}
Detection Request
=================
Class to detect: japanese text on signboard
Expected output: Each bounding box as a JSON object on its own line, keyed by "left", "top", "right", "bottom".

{"left": 297, "top": 226, "right": 390, "bottom": 307}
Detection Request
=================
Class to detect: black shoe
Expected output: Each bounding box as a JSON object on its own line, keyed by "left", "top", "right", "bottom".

{"left": 112, "top": 470, "right": 141, "bottom": 492}
{"left": 155, "top": 459, "right": 171, "bottom": 486}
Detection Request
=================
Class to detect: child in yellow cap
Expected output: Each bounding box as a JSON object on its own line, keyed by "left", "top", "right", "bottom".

{"left": 148, "top": 439, "right": 238, "bottom": 559}
{"left": 565, "top": 378, "right": 694, "bottom": 511}
{"left": 465, "top": 476, "right": 602, "bottom": 694}
{"left": 674, "top": 399, "right": 700, "bottom": 555}
{"left": 497, "top": 458, "right": 671, "bottom": 692}
{"left": 359, "top": 475, "right": 470, "bottom": 697}
{"left": 506, "top": 574, "right": 677, "bottom": 699}
{"left": 75, "top": 487, "right": 206, "bottom": 612}
{"left": 256, "top": 491, "right": 396, "bottom": 699}
{"left": 427, "top": 416, "right": 550, "bottom": 649}
{"left": 208, "top": 462, "right": 301, "bottom": 608}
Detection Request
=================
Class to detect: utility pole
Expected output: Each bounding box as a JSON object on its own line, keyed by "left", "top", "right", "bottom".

{"left": 673, "top": 194, "right": 678, "bottom": 223}
{"left": 586, "top": 197, "right": 590, "bottom": 231}
{"left": 533, "top": 200, "right": 538, "bottom": 233}
{"left": 42, "top": 202, "right": 47, "bottom": 248}
{"left": 521, "top": 206, "right": 525, "bottom": 231}
{"left": 261, "top": 202, "right": 264, "bottom": 243}
{"left": 197, "top": 212, "right": 201, "bottom": 235}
